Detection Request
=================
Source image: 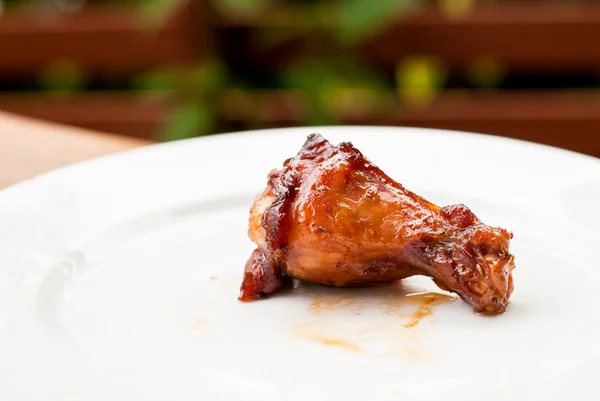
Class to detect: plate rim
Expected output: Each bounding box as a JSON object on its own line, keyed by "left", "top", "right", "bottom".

{"left": 2, "top": 125, "right": 598, "bottom": 197}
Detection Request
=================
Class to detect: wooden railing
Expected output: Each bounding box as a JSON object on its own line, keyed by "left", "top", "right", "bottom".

{"left": 367, "top": 4, "right": 600, "bottom": 74}
{"left": 0, "top": 1, "right": 599, "bottom": 157}
{"left": 0, "top": 2, "right": 205, "bottom": 75}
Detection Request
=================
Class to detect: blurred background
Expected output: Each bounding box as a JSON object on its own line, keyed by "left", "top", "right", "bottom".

{"left": 1, "top": 0, "right": 599, "bottom": 157}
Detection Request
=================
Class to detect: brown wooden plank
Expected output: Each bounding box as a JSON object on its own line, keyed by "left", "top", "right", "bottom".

{"left": 2, "top": 90, "right": 599, "bottom": 157}
{"left": 216, "top": 90, "right": 600, "bottom": 157}
{"left": 0, "top": 0, "right": 205, "bottom": 75}
{"left": 0, "top": 93, "right": 174, "bottom": 140}
{"left": 219, "top": 3, "right": 600, "bottom": 74}
{"left": 366, "top": 4, "right": 600, "bottom": 73}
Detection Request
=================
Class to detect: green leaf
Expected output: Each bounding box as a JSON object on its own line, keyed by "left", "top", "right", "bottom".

{"left": 396, "top": 56, "right": 447, "bottom": 105}
{"left": 337, "top": 0, "right": 421, "bottom": 44}
{"left": 281, "top": 58, "right": 386, "bottom": 91}
{"left": 133, "top": 69, "right": 178, "bottom": 91}
{"left": 137, "top": 0, "right": 186, "bottom": 29}
{"left": 189, "top": 60, "right": 228, "bottom": 93}
{"left": 163, "top": 102, "right": 214, "bottom": 141}
{"left": 281, "top": 58, "right": 388, "bottom": 125}
{"left": 39, "top": 59, "right": 85, "bottom": 94}
{"left": 213, "top": 0, "right": 273, "bottom": 17}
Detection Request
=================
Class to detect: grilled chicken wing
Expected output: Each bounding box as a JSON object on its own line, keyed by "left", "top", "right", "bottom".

{"left": 239, "top": 134, "right": 515, "bottom": 315}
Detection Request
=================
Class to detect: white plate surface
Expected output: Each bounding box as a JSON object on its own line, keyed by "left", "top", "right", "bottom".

{"left": 0, "top": 126, "right": 599, "bottom": 401}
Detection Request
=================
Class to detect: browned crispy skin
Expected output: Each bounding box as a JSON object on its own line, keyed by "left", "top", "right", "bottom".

{"left": 239, "top": 134, "right": 515, "bottom": 315}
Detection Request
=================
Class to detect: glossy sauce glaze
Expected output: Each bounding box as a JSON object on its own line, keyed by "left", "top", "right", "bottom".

{"left": 297, "top": 287, "right": 456, "bottom": 353}
{"left": 240, "top": 134, "right": 515, "bottom": 315}
{"left": 403, "top": 292, "right": 456, "bottom": 328}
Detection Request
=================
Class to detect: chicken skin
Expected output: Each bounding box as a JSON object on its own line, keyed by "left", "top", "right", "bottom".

{"left": 239, "top": 134, "right": 515, "bottom": 315}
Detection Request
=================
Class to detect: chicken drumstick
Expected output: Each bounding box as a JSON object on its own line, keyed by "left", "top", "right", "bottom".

{"left": 239, "top": 134, "right": 515, "bottom": 315}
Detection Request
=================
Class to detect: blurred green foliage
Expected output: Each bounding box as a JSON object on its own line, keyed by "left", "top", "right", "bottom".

{"left": 336, "top": 0, "right": 422, "bottom": 44}
{"left": 396, "top": 56, "right": 447, "bottom": 106}
{"left": 128, "top": 0, "right": 433, "bottom": 140}
{"left": 134, "top": 60, "right": 229, "bottom": 140}
{"left": 39, "top": 59, "right": 86, "bottom": 94}
{"left": 281, "top": 58, "right": 389, "bottom": 124}
{"left": 5, "top": 0, "right": 498, "bottom": 140}
{"left": 186, "top": 0, "right": 428, "bottom": 139}
{"left": 214, "top": 0, "right": 273, "bottom": 17}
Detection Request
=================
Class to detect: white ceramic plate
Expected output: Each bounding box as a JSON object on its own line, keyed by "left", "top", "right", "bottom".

{"left": 0, "top": 126, "right": 598, "bottom": 401}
